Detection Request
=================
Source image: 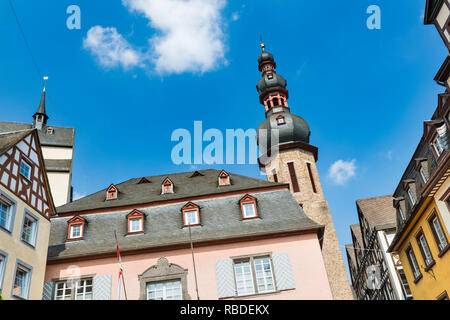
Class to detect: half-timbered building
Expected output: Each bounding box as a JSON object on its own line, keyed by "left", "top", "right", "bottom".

{"left": 346, "top": 195, "right": 412, "bottom": 300}
{"left": 0, "top": 129, "right": 56, "bottom": 300}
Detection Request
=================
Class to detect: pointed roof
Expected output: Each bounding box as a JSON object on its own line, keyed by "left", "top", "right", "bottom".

{"left": 356, "top": 194, "right": 396, "bottom": 230}
{"left": 0, "top": 129, "right": 35, "bottom": 155}
{"left": 33, "top": 88, "right": 48, "bottom": 120}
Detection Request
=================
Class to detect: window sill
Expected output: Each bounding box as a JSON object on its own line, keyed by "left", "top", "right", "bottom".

{"left": 234, "top": 290, "right": 280, "bottom": 300}
{"left": 126, "top": 231, "right": 144, "bottom": 236}
{"left": 184, "top": 224, "right": 201, "bottom": 228}
{"left": 424, "top": 260, "right": 436, "bottom": 272}
{"left": 413, "top": 274, "right": 423, "bottom": 284}
{"left": 438, "top": 244, "right": 450, "bottom": 258}
{"left": 66, "top": 237, "right": 84, "bottom": 242}
{"left": 242, "top": 216, "right": 259, "bottom": 221}
{"left": 20, "top": 239, "right": 36, "bottom": 250}
{"left": 12, "top": 294, "right": 28, "bottom": 300}
{"left": 0, "top": 225, "right": 12, "bottom": 235}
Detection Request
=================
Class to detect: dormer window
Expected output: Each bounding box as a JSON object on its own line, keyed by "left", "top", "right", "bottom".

{"left": 419, "top": 167, "right": 428, "bottom": 183}
{"left": 106, "top": 184, "right": 118, "bottom": 200}
{"left": 138, "top": 177, "right": 151, "bottom": 184}
{"left": 218, "top": 170, "right": 230, "bottom": 186}
{"left": 182, "top": 202, "right": 200, "bottom": 227}
{"left": 162, "top": 178, "right": 174, "bottom": 194}
{"left": 240, "top": 194, "right": 258, "bottom": 220}
{"left": 67, "top": 216, "right": 86, "bottom": 241}
{"left": 47, "top": 127, "right": 54, "bottom": 135}
{"left": 276, "top": 116, "right": 286, "bottom": 125}
{"left": 407, "top": 188, "right": 416, "bottom": 206}
{"left": 127, "top": 209, "right": 145, "bottom": 235}
{"left": 432, "top": 135, "right": 445, "bottom": 157}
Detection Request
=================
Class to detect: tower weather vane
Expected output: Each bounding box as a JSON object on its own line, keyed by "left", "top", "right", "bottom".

{"left": 43, "top": 76, "right": 48, "bottom": 90}
{"left": 259, "top": 32, "right": 265, "bottom": 51}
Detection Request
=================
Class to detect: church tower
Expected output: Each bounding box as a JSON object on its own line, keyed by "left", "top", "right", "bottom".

{"left": 256, "top": 44, "right": 353, "bottom": 300}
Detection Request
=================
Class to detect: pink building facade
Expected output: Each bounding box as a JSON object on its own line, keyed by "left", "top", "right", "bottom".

{"left": 43, "top": 170, "right": 332, "bottom": 300}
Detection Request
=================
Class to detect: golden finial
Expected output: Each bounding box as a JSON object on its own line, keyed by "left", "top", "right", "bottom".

{"left": 260, "top": 43, "right": 265, "bottom": 52}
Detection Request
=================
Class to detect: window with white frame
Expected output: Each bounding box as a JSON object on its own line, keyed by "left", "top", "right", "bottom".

{"left": 21, "top": 213, "right": 38, "bottom": 246}
{"left": 398, "top": 268, "right": 412, "bottom": 299}
{"left": 419, "top": 167, "right": 428, "bottom": 183}
{"left": 129, "top": 218, "right": 143, "bottom": 233}
{"left": 146, "top": 280, "right": 182, "bottom": 300}
{"left": 55, "top": 278, "right": 93, "bottom": 300}
{"left": 184, "top": 210, "right": 199, "bottom": 226}
{"left": 433, "top": 135, "right": 445, "bottom": 157}
{"left": 242, "top": 203, "right": 257, "bottom": 219}
{"left": 407, "top": 188, "right": 416, "bottom": 206}
{"left": 13, "top": 264, "right": 31, "bottom": 299}
{"left": 429, "top": 213, "right": 449, "bottom": 252}
{"left": 0, "top": 254, "right": 5, "bottom": 291}
{"left": 70, "top": 224, "right": 82, "bottom": 239}
{"left": 19, "top": 161, "right": 31, "bottom": 180}
{"left": 417, "top": 232, "right": 434, "bottom": 267}
{"left": 398, "top": 206, "right": 405, "bottom": 222}
{"left": 234, "top": 256, "right": 275, "bottom": 296}
{"left": 0, "top": 199, "right": 12, "bottom": 231}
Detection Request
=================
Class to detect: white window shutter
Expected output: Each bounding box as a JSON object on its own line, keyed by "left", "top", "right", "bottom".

{"left": 272, "top": 252, "right": 296, "bottom": 291}
{"left": 93, "top": 275, "right": 112, "bottom": 300}
{"left": 215, "top": 259, "right": 236, "bottom": 298}
{"left": 42, "top": 282, "right": 55, "bottom": 300}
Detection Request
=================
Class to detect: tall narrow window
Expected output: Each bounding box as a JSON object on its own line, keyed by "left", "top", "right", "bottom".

{"left": 398, "top": 206, "right": 405, "bottom": 222}
{"left": 306, "top": 163, "right": 317, "bottom": 193}
{"left": 21, "top": 213, "right": 38, "bottom": 247}
{"left": 0, "top": 253, "right": 6, "bottom": 292}
{"left": 0, "top": 198, "right": 13, "bottom": 231}
{"left": 433, "top": 135, "right": 445, "bottom": 157}
{"left": 13, "top": 263, "right": 32, "bottom": 299}
{"left": 398, "top": 269, "right": 412, "bottom": 299}
{"left": 406, "top": 247, "right": 421, "bottom": 281}
{"left": 407, "top": 188, "right": 415, "bottom": 206}
{"left": 416, "top": 231, "right": 434, "bottom": 268}
{"left": 419, "top": 167, "right": 428, "bottom": 183}
{"left": 287, "top": 162, "right": 300, "bottom": 193}
{"left": 428, "top": 212, "right": 449, "bottom": 253}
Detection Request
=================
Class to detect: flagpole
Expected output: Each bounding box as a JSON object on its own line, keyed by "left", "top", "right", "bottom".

{"left": 114, "top": 230, "right": 128, "bottom": 300}
{"left": 188, "top": 222, "right": 200, "bottom": 300}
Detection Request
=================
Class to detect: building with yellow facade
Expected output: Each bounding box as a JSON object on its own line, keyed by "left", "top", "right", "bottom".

{"left": 0, "top": 129, "right": 56, "bottom": 300}
{"left": 387, "top": 0, "right": 450, "bottom": 300}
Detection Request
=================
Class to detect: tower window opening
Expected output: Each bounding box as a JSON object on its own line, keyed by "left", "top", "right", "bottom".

{"left": 267, "top": 73, "right": 274, "bottom": 80}
{"left": 287, "top": 162, "right": 300, "bottom": 193}
{"left": 272, "top": 98, "right": 279, "bottom": 106}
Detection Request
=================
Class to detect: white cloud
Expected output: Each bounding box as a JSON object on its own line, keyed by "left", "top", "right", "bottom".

{"left": 328, "top": 159, "right": 357, "bottom": 185}
{"left": 83, "top": 26, "right": 143, "bottom": 70}
{"left": 73, "top": 191, "right": 87, "bottom": 201}
{"left": 231, "top": 12, "right": 239, "bottom": 21}
{"left": 121, "top": 0, "right": 227, "bottom": 74}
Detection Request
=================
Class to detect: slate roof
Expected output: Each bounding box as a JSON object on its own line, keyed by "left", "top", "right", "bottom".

{"left": 0, "top": 129, "right": 35, "bottom": 155}
{"left": 57, "top": 169, "right": 284, "bottom": 214}
{"left": 48, "top": 188, "right": 323, "bottom": 260}
{"left": 0, "top": 121, "right": 75, "bottom": 148}
{"left": 356, "top": 195, "right": 396, "bottom": 230}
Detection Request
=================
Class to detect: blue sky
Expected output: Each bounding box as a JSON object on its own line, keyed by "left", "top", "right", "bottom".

{"left": 0, "top": 0, "right": 446, "bottom": 273}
